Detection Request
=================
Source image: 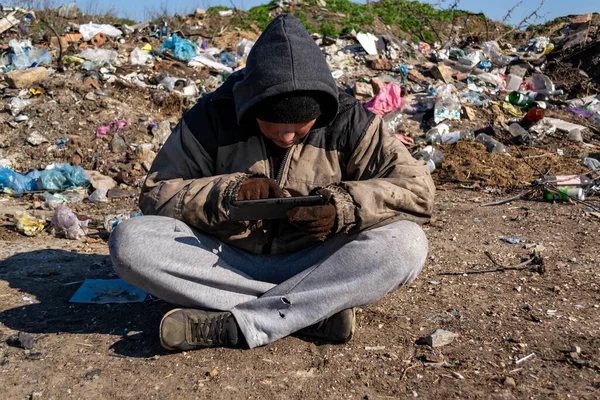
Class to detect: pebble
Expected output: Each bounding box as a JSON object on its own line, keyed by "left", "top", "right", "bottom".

{"left": 85, "top": 369, "right": 101, "bottom": 380}
{"left": 17, "top": 332, "right": 34, "bottom": 349}
{"left": 84, "top": 92, "right": 97, "bottom": 101}
{"left": 420, "top": 329, "right": 456, "bottom": 348}
{"left": 570, "top": 345, "right": 581, "bottom": 354}
{"left": 503, "top": 376, "right": 516, "bottom": 387}
{"left": 124, "top": 330, "right": 144, "bottom": 341}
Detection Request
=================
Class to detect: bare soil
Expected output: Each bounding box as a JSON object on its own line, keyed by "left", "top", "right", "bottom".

{"left": 1, "top": 188, "right": 599, "bottom": 399}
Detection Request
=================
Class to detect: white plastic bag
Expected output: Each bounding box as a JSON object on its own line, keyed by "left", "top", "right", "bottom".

{"left": 50, "top": 205, "right": 89, "bottom": 240}
{"left": 236, "top": 38, "right": 254, "bottom": 62}
{"left": 189, "top": 54, "right": 233, "bottom": 73}
{"left": 130, "top": 47, "right": 153, "bottom": 65}
{"left": 79, "top": 22, "right": 122, "bottom": 41}
{"left": 77, "top": 48, "right": 118, "bottom": 64}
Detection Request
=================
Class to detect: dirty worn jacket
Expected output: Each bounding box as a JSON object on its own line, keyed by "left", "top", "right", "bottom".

{"left": 140, "top": 15, "right": 435, "bottom": 255}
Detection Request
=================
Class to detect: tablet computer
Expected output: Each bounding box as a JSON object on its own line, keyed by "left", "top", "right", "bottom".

{"left": 229, "top": 195, "right": 326, "bottom": 221}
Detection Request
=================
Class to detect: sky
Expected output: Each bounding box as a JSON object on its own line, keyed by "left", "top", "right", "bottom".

{"left": 25, "top": 0, "right": 600, "bottom": 25}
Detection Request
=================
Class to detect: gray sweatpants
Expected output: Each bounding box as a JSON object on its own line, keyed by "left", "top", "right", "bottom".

{"left": 109, "top": 216, "right": 428, "bottom": 348}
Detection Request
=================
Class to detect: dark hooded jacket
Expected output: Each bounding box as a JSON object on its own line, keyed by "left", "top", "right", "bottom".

{"left": 139, "top": 14, "right": 435, "bottom": 255}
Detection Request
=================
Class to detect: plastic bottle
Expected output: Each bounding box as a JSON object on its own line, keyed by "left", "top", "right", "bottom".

{"left": 425, "top": 124, "right": 450, "bottom": 145}
{"left": 530, "top": 74, "right": 564, "bottom": 96}
{"left": 508, "top": 123, "right": 530, "bottom": 143}
{"left": 414, "top": 145, "right": 444, "bottom": 173}
{"left": 475, "top": 133, "right": 508, "bottom": 154}
{"left": 508, "top": 91, "right": 534, "bottom": 107}
{"left": 159, "top": 20, "right": 170, "bottom": 40}
{"left": 433, "top": 84, "right": 461, "bottom": 124}
{"left": 383, "top": 109, "right": 403, "bottom": 134}
{"left": 441, "top": 129, "right": 474, "bottom": 144}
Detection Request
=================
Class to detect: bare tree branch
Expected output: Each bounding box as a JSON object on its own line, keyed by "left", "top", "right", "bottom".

{"left": 501, "top": 0, "right": 525, "bottom": 25}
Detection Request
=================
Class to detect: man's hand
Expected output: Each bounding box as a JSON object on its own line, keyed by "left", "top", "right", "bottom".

{"left": 237, "top": 177, "right": 285, "bottom": 200}
{"left": 287, "top": 188, "right": 336, "bottom": 240}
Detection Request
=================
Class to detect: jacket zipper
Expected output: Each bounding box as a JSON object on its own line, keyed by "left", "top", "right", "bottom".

{"left": 275, "top": 147, "right": 291, "bottom": 184}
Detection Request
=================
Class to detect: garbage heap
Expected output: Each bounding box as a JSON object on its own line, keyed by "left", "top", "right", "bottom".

{"left": 0, "top": 4, "right": 598, "bottom": 239}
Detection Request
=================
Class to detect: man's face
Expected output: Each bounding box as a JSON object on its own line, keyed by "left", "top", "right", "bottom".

{"left": 256, "top": 118, "right": 317, "bottom": 148}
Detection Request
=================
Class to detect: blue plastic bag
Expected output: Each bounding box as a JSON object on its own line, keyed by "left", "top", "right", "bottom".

{"left": 39, "top": 163, "right": 89, "bottom": 191}
{"left": 159, "top": 34, "right": 196, "bottom": 61}
{"left": 0, "top": 166, "right": 37, "bottom": 193}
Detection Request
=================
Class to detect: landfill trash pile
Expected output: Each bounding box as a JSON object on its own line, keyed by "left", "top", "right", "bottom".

{"left": 0, "top": 3, "right": 599, "bottom": 399}
{"left": 0, "top": 6, "right": 597, "bottom": 235}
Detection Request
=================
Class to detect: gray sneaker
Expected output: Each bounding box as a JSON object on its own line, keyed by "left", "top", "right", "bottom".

{"left": 159, "top": 309, "right": 239, "bottom": 351}
{"left": 298, "top": 308, "right": 356, "bottom": 342}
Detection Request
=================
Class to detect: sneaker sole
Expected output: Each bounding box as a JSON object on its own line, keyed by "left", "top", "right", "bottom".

{"left": 344, "top": 307, "right": 357, "bottom": 343}
{"left": 159, "top": 308, "right": 183, "bottom": 351}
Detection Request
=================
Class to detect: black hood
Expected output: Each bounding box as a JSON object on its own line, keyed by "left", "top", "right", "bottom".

{"left": 233, "top": 14, "right": 340, "bottom": 128}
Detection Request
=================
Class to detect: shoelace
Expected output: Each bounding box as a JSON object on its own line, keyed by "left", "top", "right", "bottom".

{"left": 191, "top": 314, "right": 227, "bottom": 346}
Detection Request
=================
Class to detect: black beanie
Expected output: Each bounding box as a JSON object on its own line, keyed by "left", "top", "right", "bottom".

{"left": 252, "top": 91, "right": 323, "bottom": 124}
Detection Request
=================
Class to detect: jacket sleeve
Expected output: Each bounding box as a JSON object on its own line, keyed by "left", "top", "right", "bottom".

{"left": 326, "top": 115, "right": 435, "bottom": 233}
{"left": 139, "top": 119, "right": 251, "bottom": 236}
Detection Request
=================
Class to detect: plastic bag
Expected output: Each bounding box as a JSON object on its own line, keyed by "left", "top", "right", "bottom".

{"left": 50, "top": 205, "right": 89, "bottom": 240}
{"left": 79, "top": 23, "right": 122, "bottom": 42}
{"left": 160, "top": 34, "right": 197, "bottom": 61}
{"left": 188, "top": 54, "right": 233, "bottom": 73}
{"left": 77, "top": 48, "right": 118, "bottom": 65}
{"left": 0, "top": 166, "right": 39, "bottom": 193}
{"left": 42, "top": 192, "right": 68, "bottom": 210}
{"left": 433, "top": 84, "right": 461, "bottom": 124}
{"left": 481, "top": 41, "right": 515, "bottom": 67}
{"left": 14, "top": 211, "right": 45, "bottom": 236}
{"left": 39, "top": 163, "right": 89, "bottom": 191}
{"left": 364, "top": 83, "right": 405, "bottom": 116}
{"left": 130, "top": 47, "right": 153, "bottom": 65}
{"left": 582, "top": 157, "right": 600, "bottom": 171}
{"left": 10, "top": 48, "right": 51, "bottom": 70}
{"left": 8, "top": 97, "right": 32, "bottom": 114}
{"left": 88, "top": 187, "right": 108, "bottom": 203}
{"left": 236, "top": 38, "right": 254, "bottom": 62}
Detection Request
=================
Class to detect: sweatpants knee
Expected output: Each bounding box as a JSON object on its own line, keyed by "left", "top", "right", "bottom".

{"left": 108, "top": 216, "right": 160, "bottom": 279}
{"left": 361, "top": 220, "right": 429, "bottom": 285}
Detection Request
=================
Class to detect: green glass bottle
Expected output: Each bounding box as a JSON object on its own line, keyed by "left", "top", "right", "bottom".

{"left": 508, "top": 91, "right": 534, "bottom": 107}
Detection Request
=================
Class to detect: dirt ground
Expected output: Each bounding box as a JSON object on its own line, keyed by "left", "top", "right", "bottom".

{"left": 1, "top": 188, "right": 599, "bottom": 399}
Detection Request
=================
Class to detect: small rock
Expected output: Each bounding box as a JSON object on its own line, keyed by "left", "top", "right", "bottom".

{"left": 430, "top": 65, "right": 453, "bottom": 83}
{"left": 84, "top": 92, "right": 97, "bottom": 101}
{"left": 151, "top": 121, "right": 172, "bottom": 150}
{"left": 420, "top": 329, "right": 456, "bottom": 348}
{"left": 552, "top": 285, "right": 561, "bottom": 294}
{"left": 407, "top": 69, "right": 426, "bottom": 83}
{"left": 570, "top": 345, "right": 581, "bottom": 354}
{"left": 71, "top": 153, "right": 82, "bottom": 166}
{"left": 110, "top": 134, "right": 127, "bottom": 154}
{"left": 107, "top": 188, "right": 127, "bottom": 199}
{"left": 502, "top": 376, "right": 516, "bottom": 387}
{"left": 5, "top": 67, "right": 49, "bottom": 89}
{"left": 15, "top": 115, "right": 29, "bottom": 122}
{"left": 27, "top": 131, "right": 47, "bottom": 146}
{"left": 124, "top": 330, "right": 144, "bottom": 341}
{"left": 422, "top": 352, "right": 445, "bottom": 363}
{"left": 208, "top": 368, "right": 219, "bottom": 378}
{"left": 17, "top": 332, "right": 34, "bottom": 350}
{"left": 353, "top": 81, "right": 374, "bottom": 101}
{"left": 452, "top": 371, "right": 465, "bottom": 380}
{"left": 85, "top": 369, "right": 101, "bottom": 380}
{"left": 85, "top": 170, "right": 117, "bottom": 190}
{"left": 368, "top": 58, "right": 393, "bottom": 71}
